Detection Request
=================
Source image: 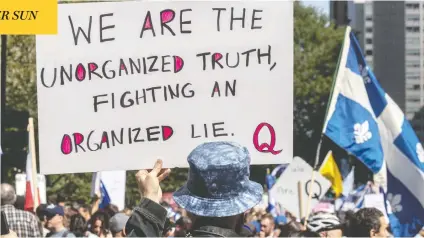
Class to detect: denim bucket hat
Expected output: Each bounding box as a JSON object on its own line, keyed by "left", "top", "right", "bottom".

{"left": 173, "top": 141, "right": 263, "bottom": 217}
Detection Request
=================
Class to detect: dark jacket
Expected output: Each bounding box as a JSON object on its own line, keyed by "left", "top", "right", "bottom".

{"left": 126, "top": 198, "right": 253, "bottom": 237}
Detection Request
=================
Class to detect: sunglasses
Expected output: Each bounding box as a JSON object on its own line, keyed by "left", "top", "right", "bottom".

{"left": 46, "top": 214, "right": 58, "bottom": 220}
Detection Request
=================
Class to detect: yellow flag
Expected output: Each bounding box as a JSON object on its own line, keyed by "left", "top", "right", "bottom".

{"left": 319, "top": 151, "right": 343, "bottom": 197}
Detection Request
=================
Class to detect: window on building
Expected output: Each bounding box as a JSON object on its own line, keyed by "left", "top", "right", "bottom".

{"left": 406, "top": 69, "right": 420, "bottom": 75}
{"left": 407, "top": 97, "right": 420, "bottom": 102}
{"left": 407, "top": 61, "right": 420, "bottom": 68}
{"left": 406, "top": 3, "right": 419, "bottom": 9}
{"left": 366, "top": 38, "right": 372, "bottom": 44}
{"left": 407, "top": 15, "right": 420, "bottom": 21}
{"left": 414, "top": 84, "right": 420, "bottom": 90}
{"left": 365, "top": 50, "right": 373, "bottom": 56}
{"left": 406, "top": 50, "right": 420, "bottom": 56}
{"left": 366, "top": 16, "right": 372, "bottom": 21}
{"left": 366, "top": 28, "right": 372, "bottom": 33}
{"left": 406, "top": 26, "right": 420, "bottom": 32}
{"left": 407, "top": 76, "right": 420, "bottom": 80}
{"left": 407, "top": 37, "right": 420, "bottom": 44}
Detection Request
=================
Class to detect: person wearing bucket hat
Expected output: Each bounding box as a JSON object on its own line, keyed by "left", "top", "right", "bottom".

{"left": 126, "top": 141, "right": 263, "bottom": 237}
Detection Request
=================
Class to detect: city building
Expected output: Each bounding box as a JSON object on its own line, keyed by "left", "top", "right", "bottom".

{"left": 330, "top": 1, "right": 424, "bottom": 140}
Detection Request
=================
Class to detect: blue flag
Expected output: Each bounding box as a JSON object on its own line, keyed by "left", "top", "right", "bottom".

{"left": 99, "top": 180, "right": 111, "bottom": 209}
{"left": 323, "top": 27, "right": 424, "bottom": 236}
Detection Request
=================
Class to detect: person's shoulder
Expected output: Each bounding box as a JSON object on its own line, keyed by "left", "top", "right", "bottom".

{"left": 66, "top": 232, "right": 77, "bottom": 237}
{"left": 1, "top": 205, "right": 17, "bottom": 214}
{"left": 19, "top": 209, "right": 38, "bottom": 220}
{"left": 85, "top": 232, "right": 99, "bottom": 238}
{"left": 10, "top": 208, "right": 38, "bottom": 221}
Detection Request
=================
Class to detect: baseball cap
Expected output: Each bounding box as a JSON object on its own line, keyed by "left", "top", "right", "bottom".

{"left": 110, "top": 213, "right": 130, "bottom": 233}
{"left": 46, "top": 205, "right": 65, "bottom": 218}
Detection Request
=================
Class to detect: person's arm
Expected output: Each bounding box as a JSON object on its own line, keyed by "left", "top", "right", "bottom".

{"left": 90, "top": 194, "right": 101, "bottom": 215}
{"left": 125, "top": 159, "right": 171, "bottom": 237}
{"left": 126, "top": 198, "right": 168, "bottom": 237}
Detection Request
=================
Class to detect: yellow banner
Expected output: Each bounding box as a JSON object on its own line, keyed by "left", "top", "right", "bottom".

{"left": 0, "top": 0, "right": 57, "bottom": 34}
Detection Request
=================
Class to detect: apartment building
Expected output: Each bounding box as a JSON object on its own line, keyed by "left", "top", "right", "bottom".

{"left": 331, "top": 1, "right": 424, "bottom": 140}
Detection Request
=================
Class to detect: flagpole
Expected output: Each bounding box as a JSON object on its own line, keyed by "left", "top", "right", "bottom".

{"left": 28, "top": 117, "right": 39, "bottom": 210}
{"left": 306, "top": 27, "right": 352, "bottom": 225}
{"left": 303, "top": 170, "right": 316, "bottom": 227}
{"left": 313, "top": 26, "right": 352, "bottom": 168}
{"left": 297, "top": 181, "right": 303, "bottom": 218}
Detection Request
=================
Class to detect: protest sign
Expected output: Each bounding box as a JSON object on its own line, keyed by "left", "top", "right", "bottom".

{"left": 36, "top": 1, "right": 293, "bottom": 174}
{"left": 15, "top": 174, "right": 47, "bottom": 204}
{"left": 270, "top": 157, "right": 331, "bottom": 218}
{"left": 99, "top": 171, "right": 126, "bottom": 210}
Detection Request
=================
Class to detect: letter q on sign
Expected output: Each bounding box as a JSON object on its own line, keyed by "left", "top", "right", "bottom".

{"left": 252, "top": 122, "right": 282, "bottom": 155}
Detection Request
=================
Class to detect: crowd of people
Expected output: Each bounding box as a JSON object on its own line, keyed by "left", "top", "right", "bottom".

{"left": 1, "top": 182, "right": 131, "bottom": 237}
{"left": 1, "top": 141, "right": 424, "bottom": 237}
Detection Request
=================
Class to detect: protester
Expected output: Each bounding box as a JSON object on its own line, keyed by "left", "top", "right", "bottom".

{"left": 126, "top": 142, "right": 264, "bottom": 237}
{"left": 1, "top": 183, "right": 41, "bottom": 237}
{"left": 348, "top": 207, "right": 389, "bottom": 237}
{"left": 260, "top": 214, "right": 276, "bottom": 237}
{"left": 64, "top": 206, "right": 79, "bottom": 229}
{"left": 45, "top": 205, "right": 74, "bottom": 237}
{"left": 306, "top": 213, "right": 343, "bottom": 237}
{"left": 245, "top": 208, "right": 263, "bottom": 234}
{"left": 109, "top": 213, "right": 129, "bottom": 237}
{"left": 78, "top": 204, "right": 92, "bottom": 222}
{"left": 69, "top": 214, "right": 98, "bottom": 237}
{"left": 69, "top": 214, "right": 87, "bottom": 237}
{"left": 36, "top": 204, "right": 50, "bottom": 237}
{"left": 90, "top": 211, "right": 112, "bottom": 238}
{"left": 278, "top": 221, "right": 304, "bottom": 237}
{"left": 104, "top": 204, "right": 119, "bottom": 218}
{"left": 57, "top": 194, "right": 66, "bottom": 207}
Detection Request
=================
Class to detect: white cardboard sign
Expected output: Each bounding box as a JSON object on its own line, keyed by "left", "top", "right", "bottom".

{"left": 270, "top": 157, "right": 331, "bottom": 218}
{"left": 99, "top": 171, "right": 126, "bottom": 211}
{"left": 36, "top": 1, "right": 293, "bottom": 174}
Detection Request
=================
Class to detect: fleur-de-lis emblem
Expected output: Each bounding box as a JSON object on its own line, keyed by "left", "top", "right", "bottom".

{"left": 387, "top": 193, "right": 403, "bottom": 213}
{"left": 354, "top": 121, "right": 372, "bottom": 144}
{"left": 359, "top": 64, "right": 371, "bottom": 84}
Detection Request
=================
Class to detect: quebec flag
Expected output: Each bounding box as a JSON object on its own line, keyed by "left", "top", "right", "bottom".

{"left": 323, "top": 27, "right": 424, "bottom": 236}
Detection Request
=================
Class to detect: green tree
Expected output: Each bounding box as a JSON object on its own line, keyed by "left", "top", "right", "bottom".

{"left": 2, "top": 35, "right": 37, "bottom": 182}
{"left": 293, "top": 2, "right": 345, "bottom": 164}
{"left": 6, "top": 36, "right": 37, "bottom": 117}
